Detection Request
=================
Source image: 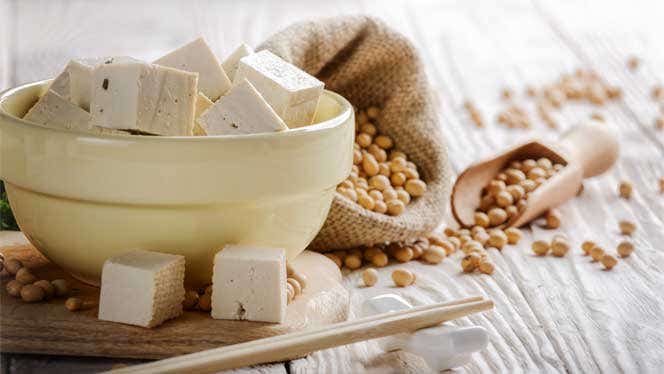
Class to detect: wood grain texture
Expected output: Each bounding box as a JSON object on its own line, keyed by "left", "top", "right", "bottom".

{"left": 0, "top": 235, "right": 349, "bottom": 360}
{"left": 3, "top": 353, "right": 286, "bottom": 374}
{"left": 2, "top": 0, "right": 664, "bottom": 373}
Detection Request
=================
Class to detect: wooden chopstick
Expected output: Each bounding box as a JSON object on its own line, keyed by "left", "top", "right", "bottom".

{"left": 117, "top": 295, "right": 483, "bottom": 365}
{"left": 184, "top": 295, "right": 485, "bottom": 356}
{"left": 109, "top": 296, "right": 492, "bottom": 374}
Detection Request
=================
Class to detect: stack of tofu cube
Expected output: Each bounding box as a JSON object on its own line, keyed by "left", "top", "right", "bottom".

{"left": 50, "top": 38, "right": 323, "bottom": 329}
{"left": 24, "top": 38, "right": 324, "bottom": 137}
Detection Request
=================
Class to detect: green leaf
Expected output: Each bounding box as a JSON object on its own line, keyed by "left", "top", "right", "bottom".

{"left": 1, "top": 181, "right": 19, "bottom": 231}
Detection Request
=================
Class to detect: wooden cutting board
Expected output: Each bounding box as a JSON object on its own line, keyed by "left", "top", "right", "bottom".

{"left": 0, "top": 231, "right": 349, "bottom": 359}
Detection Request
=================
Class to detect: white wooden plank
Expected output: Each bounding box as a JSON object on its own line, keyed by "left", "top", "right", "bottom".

{"left": 532, "top": 0, "right": 664, "bottom": 150}
{"left": 4, "top": 0, "right": 664, "bottom": 373}
{"left": 11, "top": 0, "right": 194, "bottom": 84}
{"left": 0, "top": 0, "right": 13, "bottom": 90}
{"left": 362, "top": 0, "right": 664, "bottom": 373}
{"left": 9, "top": 0, "right": 367, "bottom": 86}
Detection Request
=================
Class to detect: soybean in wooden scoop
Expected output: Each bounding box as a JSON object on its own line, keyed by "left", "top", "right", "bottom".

{"left": 451, "top": 121, "right": 619, "bottom": 229}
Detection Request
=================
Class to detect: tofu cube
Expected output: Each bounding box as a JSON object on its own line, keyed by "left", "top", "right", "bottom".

{"left": 23, "top": 90, "right": 125, "bottom": 136}
{"left": 154, "top": 37, "right": 231, "bottom": 101}
{"left": 43, "top": 56, "right": 137, "bottom": 111}
{"left": 24, "top": 90, "right": 90, "bottom": 130}
{"left": 90, "top": 60, "right": 198, "bottom": 136}
{"left": 69, "top": 57, "right": 108, "bottom": 111}
{"left": 198, "top": 79, "right": 288, "bottom": 136}
{"left": 211, "top": 245, "right": 287, "bottom": 323}
{"left": 99, "top": 250, "right": 185, "bottom": 328}
{"left": 234, "top": 50, "right": 324, "bottom": 128}
{"left": 47, "top": 57, "right": 115, "bottom": 108}
{"left": 69, "top": 57, "right": 120, "bottom": 111}
{"left": 193, "top": 92, "right": 214, "bottom": 136}
{"left": 48, "top": 65, "right": 72, "bottom": 101}
{"left": 222, "top": 43, "right": 253, "bottom": 81}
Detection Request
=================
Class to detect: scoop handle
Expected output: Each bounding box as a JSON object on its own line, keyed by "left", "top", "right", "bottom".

{"left": 556, "top": 121, "right": 619, "bottom": 178}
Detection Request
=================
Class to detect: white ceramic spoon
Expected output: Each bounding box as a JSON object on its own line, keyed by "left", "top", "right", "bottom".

{"left": 362, "top": 294, "right": 489, "bottom": 371}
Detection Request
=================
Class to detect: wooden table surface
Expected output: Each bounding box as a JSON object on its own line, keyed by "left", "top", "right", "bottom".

{"left": 2, "top": 0, "right": 663, "bottom": 373}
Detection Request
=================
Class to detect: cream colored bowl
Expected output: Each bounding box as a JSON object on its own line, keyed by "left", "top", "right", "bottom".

{"left": 0, "top": 81, "right": 354, "bottom": 286}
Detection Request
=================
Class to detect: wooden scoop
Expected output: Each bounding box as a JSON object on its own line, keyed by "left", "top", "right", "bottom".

{"left": 451, "top": 121, "right": 619, "bottom": 228}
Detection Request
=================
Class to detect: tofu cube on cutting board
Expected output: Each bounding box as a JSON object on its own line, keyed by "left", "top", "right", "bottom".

{"left": 98, "top": 250, "right": 185, "bottom": 328}
{"left": 222, "top": 43, "right": 254, "bottom": 81}
{"left": 234, "top": 50, "right": 324, "bottom": 128}
{"left": 154, "top": 37, "right": 231, "bottom": 101}
{"left": 23, "top": 89, "right": 124, "bottom": 136}
{"left": 211, "top": 245, "right": 287, "bottom": 323}
{"left": 90, "top": 59, "right": 198, "bottom": 136}
{"left": 198, "top": 79, "right": 288, "bottom": 136}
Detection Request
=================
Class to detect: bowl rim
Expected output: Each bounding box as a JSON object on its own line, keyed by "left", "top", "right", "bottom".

{"left": 0, "top": 79, "right": 353, "bottom": 142}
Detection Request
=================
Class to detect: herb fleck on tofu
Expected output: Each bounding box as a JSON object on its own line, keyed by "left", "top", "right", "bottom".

{"left": 102, "top": 79, "right": 109, "bottom": 90}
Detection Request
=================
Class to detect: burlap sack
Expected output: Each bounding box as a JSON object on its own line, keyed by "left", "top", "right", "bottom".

{"left": 259, "top": 16, "right": 452, "bottom": 251}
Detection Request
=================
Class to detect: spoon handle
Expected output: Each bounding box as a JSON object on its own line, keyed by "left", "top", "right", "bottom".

{"left": 556, "top": 120, "right": 619, "bottom": 178}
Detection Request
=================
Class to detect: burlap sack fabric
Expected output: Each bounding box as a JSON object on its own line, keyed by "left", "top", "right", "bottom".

{"left": 259, "top": 16, "right": 452, "bottom": 251}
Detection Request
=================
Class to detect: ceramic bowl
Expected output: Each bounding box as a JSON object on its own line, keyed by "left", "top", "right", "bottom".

{"left": 0, "top": 81, "right": 354, "bottom": 286}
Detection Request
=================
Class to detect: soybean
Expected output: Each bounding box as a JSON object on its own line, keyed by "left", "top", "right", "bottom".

{"left": 362, "top": 268, "right": 379, "bottom": 287}
{"left": 392, "top": 269, "right": 415, "bottom": 287}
